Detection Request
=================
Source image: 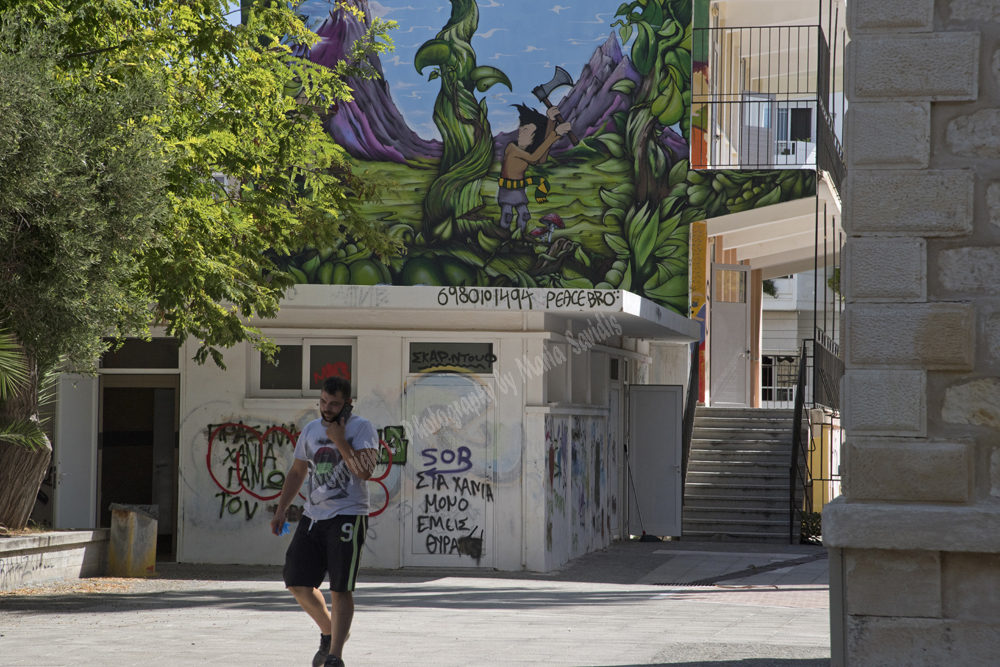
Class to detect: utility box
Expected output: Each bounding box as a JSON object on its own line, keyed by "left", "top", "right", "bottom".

{"left": 107, "top": 504, "right": 158, "bottom": 577}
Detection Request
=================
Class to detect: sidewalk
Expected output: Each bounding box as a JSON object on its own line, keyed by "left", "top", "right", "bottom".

{"left": 0, "top": 540, "right": 830, "bottom": 667}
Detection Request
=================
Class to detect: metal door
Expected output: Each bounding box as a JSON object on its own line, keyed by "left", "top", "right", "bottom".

{"left": 403, "top": 374, "right": 495, "bottom": 567}
{"left": 711, "top": 263, "right": 751, "bottom": 407}
{"left": 53, "top": 375, "right": 99, "bottom": 529}
{"left": 626, "top": 385, "right": 683, "bottom": 537}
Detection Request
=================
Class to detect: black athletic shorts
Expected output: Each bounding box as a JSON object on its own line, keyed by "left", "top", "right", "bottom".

{"left": 283, "top": 514, "right": 367, "bottom": 592}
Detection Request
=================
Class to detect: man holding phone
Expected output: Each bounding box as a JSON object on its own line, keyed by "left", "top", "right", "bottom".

{"left": 270, "top": 376, "right": 379, "bottom": 667}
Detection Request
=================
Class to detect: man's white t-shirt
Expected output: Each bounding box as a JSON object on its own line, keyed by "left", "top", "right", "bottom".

{"left": 293, "top": 414, "right": 379, "bottom": 521}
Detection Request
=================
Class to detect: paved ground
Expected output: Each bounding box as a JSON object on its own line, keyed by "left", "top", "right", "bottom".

{"left": 0, "top": 540, "right": 831, "bottom": 667}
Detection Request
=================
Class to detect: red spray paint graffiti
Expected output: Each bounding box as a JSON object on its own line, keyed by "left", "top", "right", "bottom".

{"left": 206, "top": 421, "right": 393, "bottom": 518}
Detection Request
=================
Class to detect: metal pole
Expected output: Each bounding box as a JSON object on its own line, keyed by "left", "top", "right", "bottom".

{"left": 814, "top": 196, "right": 819, "bottom": 339}
{"left": 824, "top": 202, "right": 829, "bottom": 338}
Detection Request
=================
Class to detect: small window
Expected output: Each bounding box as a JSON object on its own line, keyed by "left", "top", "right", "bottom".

{"left": 252, "top": 338, "right": 356, "bottom": 397}
{"left": 309, "top": 345, "right": 353, "bottom": 389}
{"left": 715, "top": 269, "right": 746, "bottom": 303}
{"left": 610, "top": 358, "right": 619, "bottom": 381}
{"left": 260, "top": 345, "right": 302, "bottom": 390}
{"left": 790, "top": 108, "right": 812, "bottom": 142}
{"left": 101, "top": 338, "right": 179, "bottom": 369}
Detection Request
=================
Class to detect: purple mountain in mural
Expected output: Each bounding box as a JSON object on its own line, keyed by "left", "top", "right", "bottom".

{"left": 305, "top": 2, "right": 442, "bottom": 162}
{"left": 493, "top": 35, "right": 641, "bottom": 158}
{"left": 306, "top": 7, "right": 683, "bottom": 164}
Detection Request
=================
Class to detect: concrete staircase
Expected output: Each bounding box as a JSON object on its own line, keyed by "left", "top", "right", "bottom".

{"left": 682, "top": 407, "right": 803, "bottom": 544}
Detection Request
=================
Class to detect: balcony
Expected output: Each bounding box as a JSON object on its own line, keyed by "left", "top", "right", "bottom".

{"left": 692, "top": 24, "right": 845, "bottom": 193}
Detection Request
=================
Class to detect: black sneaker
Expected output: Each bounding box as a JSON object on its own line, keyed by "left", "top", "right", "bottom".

{"left": 323, "top": 656, "right": 345, "bottom": 667}
{"left": 312, "top": 634, "right": 331, "bottom": 667}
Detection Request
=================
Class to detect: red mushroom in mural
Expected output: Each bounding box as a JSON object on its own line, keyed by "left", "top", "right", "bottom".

{"left": 530, "top": 213, "right": 564, "bottom": 242}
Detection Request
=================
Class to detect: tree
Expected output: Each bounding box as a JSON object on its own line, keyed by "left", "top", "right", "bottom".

{"left": 0, "top": 20, "right": 168, "bottom": 529}
{"left": 0, "top": 1, "right": 400, "bottom": 529}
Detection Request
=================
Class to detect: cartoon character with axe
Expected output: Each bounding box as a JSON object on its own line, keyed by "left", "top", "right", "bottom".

{"left": 497, "top": 67, "right": 579, "bottom": 234}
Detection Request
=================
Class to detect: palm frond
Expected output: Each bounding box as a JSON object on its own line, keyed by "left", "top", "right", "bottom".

{"left": 37, "top": 358, "right": 64, "bottom": 411}
{"left": 0, "top": 331, "right": 28, "bottom": 402}
{"left": 0, "top": 417, "right": 49, "bottom": 452}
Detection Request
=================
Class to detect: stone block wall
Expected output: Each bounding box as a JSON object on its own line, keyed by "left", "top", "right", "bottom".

{"left": 827, "top": 1, "right": 1000, "bottom": 664}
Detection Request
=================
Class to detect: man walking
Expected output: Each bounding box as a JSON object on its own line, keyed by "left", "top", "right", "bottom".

{"left": 270, "top": 376, "right": 379, "bottom": 667}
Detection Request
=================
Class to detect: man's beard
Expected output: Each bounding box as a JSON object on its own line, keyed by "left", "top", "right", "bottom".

{"left": 321, "top": 409, "right": 338, "bottom": 422}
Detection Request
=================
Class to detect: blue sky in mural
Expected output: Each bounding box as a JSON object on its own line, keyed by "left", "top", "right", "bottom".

{"left": 294, "top": 0, "right": 626, "bottom": 140}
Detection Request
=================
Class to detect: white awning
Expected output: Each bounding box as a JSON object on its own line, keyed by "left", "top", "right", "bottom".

{"left": 280, "top": 285, "right": 699, "bottom": 343}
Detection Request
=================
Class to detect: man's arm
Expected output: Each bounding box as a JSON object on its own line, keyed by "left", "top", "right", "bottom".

{"left": 270, "top": 458, "right": 308, "bottom": 535}
{"left": 326, "top": 419, "right": 377, "bottom": 481}
{"left": 506, "top": 120, "right": 572, "bottom": 165}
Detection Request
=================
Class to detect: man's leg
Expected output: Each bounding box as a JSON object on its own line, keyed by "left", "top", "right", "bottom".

{"left": 499, "top": 202, "right": 514, "bottom": 229}
{"left": 515, "top": 204, "right": 531, "bottom": 232}
{"left": 288, "top": 586, "right": 332, "bottom": 634}
{"left": 329, "top": 591, "right": 354, "bottom": 659}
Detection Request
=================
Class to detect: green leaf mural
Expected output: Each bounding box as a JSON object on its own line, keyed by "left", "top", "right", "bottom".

{"left": 277, "top": 0, "right": 819, "bottom": 318}
{"left": 416, "top": 0, "right": 511, "bottom": 243}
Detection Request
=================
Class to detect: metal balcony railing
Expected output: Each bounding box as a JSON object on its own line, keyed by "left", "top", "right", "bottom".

{"left": 692, "top": 24, "right": 845, "bottom": 183}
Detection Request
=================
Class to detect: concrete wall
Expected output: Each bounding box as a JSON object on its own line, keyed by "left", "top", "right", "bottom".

{"left": 827, "top": 1, "right": 1000, "bottom": 663}
{"left": 0, "top": 530, "right": 108, "bottom": 591}
{"left": 174, "top": 308, "right": 634, "bottom": 572}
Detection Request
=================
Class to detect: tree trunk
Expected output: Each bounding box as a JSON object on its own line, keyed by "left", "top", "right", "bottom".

{"left": 0, "top": 437, "right": 51, "bottom": 531}
{"left": 0, "top": 347, "right": 48, "bottom": 532}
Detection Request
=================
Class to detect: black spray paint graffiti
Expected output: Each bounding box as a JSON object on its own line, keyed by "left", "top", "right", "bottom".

{"left": 206, "top": 421, "right": 300, "bottom": 522}
{"left": 415, "top": 466, "right": 493, "bottom": 563}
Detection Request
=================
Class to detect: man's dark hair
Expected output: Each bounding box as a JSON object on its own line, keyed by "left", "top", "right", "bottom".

{"left": 322, "top": 376, "right": 352, "bottom": 399}
{"left": 513, "top": 103, "right": 549, "bottom": 154}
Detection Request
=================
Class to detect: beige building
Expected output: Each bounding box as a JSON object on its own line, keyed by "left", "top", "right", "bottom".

{"left": 825, "top": 0, "right": 1000, "bottom": 664}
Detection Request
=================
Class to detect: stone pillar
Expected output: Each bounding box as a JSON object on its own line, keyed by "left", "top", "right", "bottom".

{"left": 825, "top": 1, "right": 1000, "bottom": 664}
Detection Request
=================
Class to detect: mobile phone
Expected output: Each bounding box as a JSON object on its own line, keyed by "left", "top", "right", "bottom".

{"left": 337, "top": 402, "right": 353, "bottom": 424}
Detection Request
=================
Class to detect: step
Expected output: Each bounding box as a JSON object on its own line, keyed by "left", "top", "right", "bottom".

{"left": 691, "top": 428, "right": 792, "bottom": 441}
{"left": 686, "top": 470, "right": 789, "bottom": 483}
{"left": 691, "top": 433, "right": 792, "bottom": 452}
{"left": 694, "top": 417, "right": 794, "bottom": 429}
{"left": 690, "top": 448, "right": 790, "bottom": 460}
{"left": 680, "top": 495, "right": 793, "bottom": 508}
{"left": 684, "top": 484, "right": 791, "bottom": 500}
{"left": 680, "top": 530, "right": 799, "bottom": 544}
{"left": 687, "top": 461, "right": 789, "bottom": 474}
{"left": 695, "top": 408, "right": 796, "bottom": 420}
{"left": 683, "top": 506, "right": 793, "bottom": 521}
{"left": 682, "top": 518, "right": 791, "bottom": 533}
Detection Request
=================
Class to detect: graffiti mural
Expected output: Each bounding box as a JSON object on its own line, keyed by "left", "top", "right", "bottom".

{"left": 545, "top": 414, "right": 612, "bottom": 562}
{"left": 270, "top": 0, "right": 815, "bottom": 315}
{"left": 206, "top": 421, "right": 301, "bottom": 521}
{"left": 205, "top": 420, "right": 394, "bottom": 521}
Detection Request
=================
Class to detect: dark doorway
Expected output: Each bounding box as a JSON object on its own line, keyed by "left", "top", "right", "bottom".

{"left": 99, "top": 377, "right": 178, "bottom": 561}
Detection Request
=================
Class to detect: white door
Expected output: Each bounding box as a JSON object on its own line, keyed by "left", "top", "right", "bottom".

{"left": 740, "top": 92, "right": 776, "bottom": 167}
{"left": 53, "top": 375, "right": 99, "bottom": 529}
{"left": 711, "top": 263, "right": 751, "bottom": 407}
{"left": 627, "top": 385, "right": 683, "bottom": 537}
{"left": 403, "top": 374, "right": 495, "bottom": 567}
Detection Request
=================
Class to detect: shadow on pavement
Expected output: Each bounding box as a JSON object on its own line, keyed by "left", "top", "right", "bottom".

{"left": 0, "top": 582, "right": 663, "bottom": 615}
{"left": 613, "top": 662, "right": 828, "bottom": 666}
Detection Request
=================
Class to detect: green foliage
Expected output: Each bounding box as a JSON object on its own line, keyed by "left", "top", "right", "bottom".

{"left": 0, "top": 332, "right": 28, "bottom": 403}
{"left": 3, "top": 0, "right": 402, "bottom": 369}
{"left": 762, "top": 279, "right": 778, "bottom": 298}
{"left": 0, "top": 332, "right": 48, "bottom": 452}
{"left": 827, "top": 267, "right": 842, "bottom": 297}
{"left": 417, "top": 0, "right": 511, "bottom": 242}
{"left": 800, "top": 511, "right": 822, "bottom": 544}
{"left": 0, "top": 16, "right": 167, "bottom": 371}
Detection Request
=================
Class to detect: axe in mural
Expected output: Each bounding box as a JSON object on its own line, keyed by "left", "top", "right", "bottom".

{"left": 531, "top": 67, "right": 579, "bottom": 146}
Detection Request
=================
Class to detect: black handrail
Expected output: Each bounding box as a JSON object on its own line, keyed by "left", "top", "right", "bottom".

{"left": 788, "top": 340, "right": 811, "bottom": 544}
{"left": 680, "top": 343, "right": 700, "bottom": 504}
